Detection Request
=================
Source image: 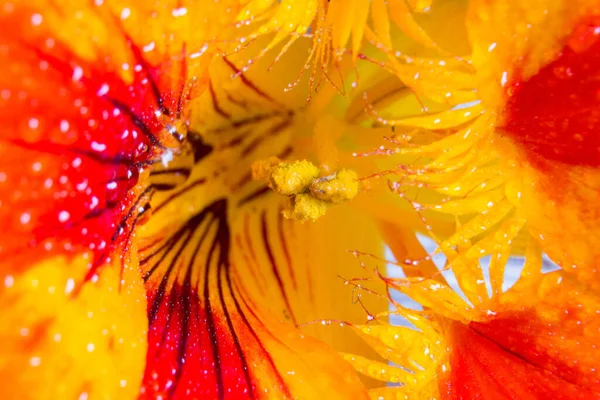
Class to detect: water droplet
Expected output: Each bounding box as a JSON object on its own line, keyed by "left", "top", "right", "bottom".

{"left": 120, "top": 7, "right": 130, "bottom": 19}
{"left": 30, "top": 13, "right": 42, "bottom": 26}
{"left": 20, "top": 212, "right": 31, "bottom": 225}
{"left": 58, "top": 210, "right": 70, "bottom": 223}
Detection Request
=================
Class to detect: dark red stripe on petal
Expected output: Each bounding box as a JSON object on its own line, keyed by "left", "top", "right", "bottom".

{"left": 277, "top": 212, "right": 297, "bottom": 290}
{"left": 142, "top": 200, "right": 249, "bottom": 399}
{"left": 186, "top": 131, "right": 214, "bottom": 163}
{"left": 260, "top": 211, "right": 298, "bottom": 325}
{"left": 234, "top": 233, "right": 267, "bottom": 297}
{"left": 240, "top": 117, "right": 293, "bottom": 157}
{"left": 237, "top": 186, "right": 271, "bottom": 206}
{"left": 227, "top": 279, "right": 292, "bottom": 400}
{"left": 121, "top": 33, "right": 171, "bottom": 117}
{"left": 209, "top": 79, "right": 233, "bottom": 120}
{"left": 151, "top": 178, "right": 208, "bottom": 215}
{"left": 469, "top": 309, "right": 600, "bottom": 390}
{"left": 222, "top": 58, "right": 280, "bottom": 106}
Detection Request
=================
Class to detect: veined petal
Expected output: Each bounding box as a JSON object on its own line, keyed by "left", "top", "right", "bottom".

{"left": 440, "top": 271, "right": 600, "bottom": 399}
{"left": 139, "top": 196, "right": 381, "bottom": 398}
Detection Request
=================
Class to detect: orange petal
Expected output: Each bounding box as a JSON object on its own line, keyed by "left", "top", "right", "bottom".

{"left": 442, "top": 269, "right": 600, "bottom": 398}
{"left": 441, "top": 272, "right": 600, "bottom": 398}
{"left": 468, "top": 0, "right": 600, "bottom": 111}
{"left": 503, "top": 156, "right": 600, "bottom": 288}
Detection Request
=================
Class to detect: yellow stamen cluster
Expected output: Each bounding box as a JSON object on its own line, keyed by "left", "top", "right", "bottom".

{"left": 283, "top": 194, "right": 330, "bottom": 222}
{"left": 310, "top": 169, "right": 360, "bottom": 204}
{"left": 269, "top": 160, "right": 320, "bottom": 196}
{"left": 252, "top": 159, "right": 360, "bottom": 222}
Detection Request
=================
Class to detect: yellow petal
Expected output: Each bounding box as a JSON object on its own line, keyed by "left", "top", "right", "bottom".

{"left": 0, "top": 252, "right": 147, "bottom": 399}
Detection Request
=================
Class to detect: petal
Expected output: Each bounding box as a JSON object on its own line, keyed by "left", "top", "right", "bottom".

{"left": 441, "top": 320, "right": 596, "bottom": 399}
{"left": 0, "top": 1, "right": 238, "bottom": 397}
{"left": 138, "top": 194, "right": 380, "bottom": 398}
{"left": 501, "top": 16, "right": 600, "bottom": 167}
{"left": 467, "top": 0, "right": 600, "bottom": 112}
{"left": 0, "top": 251, "right": 147, "bottom": 399}
{"left": 0, "top": 0, "right": 238, "bottom": 264}
{"left": 503, "top": 154, "right": 600, "bottom": 288}
{"left": 441, "top": 271, "right": 600, "bottom": 398}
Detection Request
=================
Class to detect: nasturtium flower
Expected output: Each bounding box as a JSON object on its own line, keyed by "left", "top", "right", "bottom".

{"left": 1, "top": 0, "right": 599, "bottom": 399}
{"left": 338, "top": 0, "right": 600, "bottom": 398}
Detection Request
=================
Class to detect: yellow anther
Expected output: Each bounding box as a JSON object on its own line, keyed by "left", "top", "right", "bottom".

{"left": 282, "top": 194, "right": 330, "bottom": 222}
{"left": 251, "top": 157, "right": 282, "bottom": 181}
{"left": 268, "top": 160, "right": 320, "bottom": 196}
{"left": 310, "top": 169, "right": 359, "bottom": 204}
{"left": 252, "top": 158, "right": 361, "bottom": 222}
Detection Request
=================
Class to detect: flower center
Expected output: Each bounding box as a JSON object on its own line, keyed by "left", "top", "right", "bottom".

{"left": 135, "top": 57, "right": 316, "bottom": 398}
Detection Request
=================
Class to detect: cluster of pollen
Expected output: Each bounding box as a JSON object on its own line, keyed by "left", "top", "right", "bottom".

{"left": 252, "top": 158, "right": 359, "bottom": 222}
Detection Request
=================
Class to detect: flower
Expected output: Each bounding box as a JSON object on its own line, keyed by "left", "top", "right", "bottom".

{"left": 336, "top": 0, "right": 600, "bottom": 398}
{"left": 1, "top": 0, "right": 599, "bottom": 399}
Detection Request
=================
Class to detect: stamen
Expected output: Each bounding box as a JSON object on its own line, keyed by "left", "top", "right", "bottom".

{"left": 252, "top": 159, "right": 360, "bottom": 221}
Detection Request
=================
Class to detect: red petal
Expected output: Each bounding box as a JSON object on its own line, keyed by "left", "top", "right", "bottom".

{"left": 502, "top": 16, "right": 600, "bottom": 167}
{"left": 441, "top": 322, "right": 599, "bottom": 399}
{"left": 0, "top": 3, "right": 192, "bottom": 271}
